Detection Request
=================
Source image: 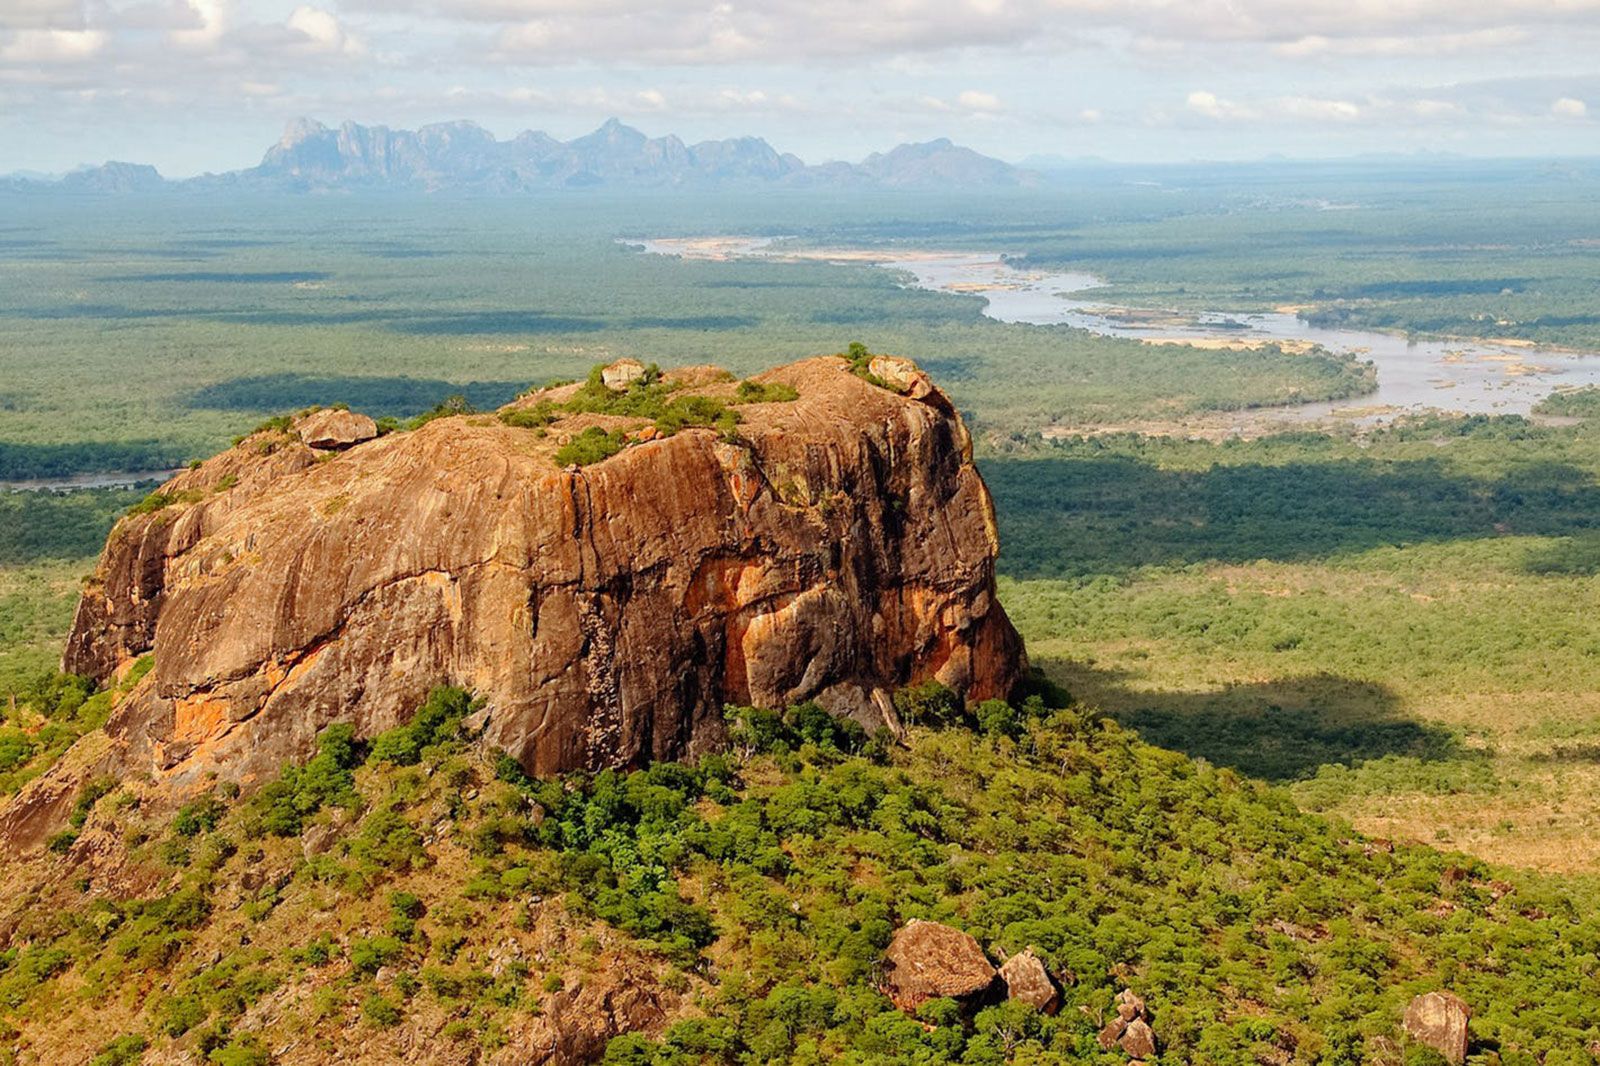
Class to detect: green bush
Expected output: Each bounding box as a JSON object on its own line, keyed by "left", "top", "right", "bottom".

{"left": 174, "top": 793, "right": 228, "bottom": 837}
{"left": 88, "top": 1035, "right": 149, "bottom": 1066}
{"left": 733, "top": 380, "right": 800, "bottom": 404}
{"left": 362, "top": 992, "right": 402, "bottom": 1028}
{"left": 0, "top": 728, "right": 36, "bottom": 773}
{"left": 207, "top": 1034, "right": 272, "bottom": 1066}
{"left": 247, "top": 723, "right": 362, "bottom": 837}
{"left": 892, "top": 680, "right": 965, "bottom": 728}
{"left": 160, "top": 992, "right": 210, "bottom": 1037}
{"left": 368, "top": 686, "right": 476, "bottom": 766}
{"left": 20, "top": 671, "right": 97, "bottom": 718}
{"left": 407, "top": 395, "right": 476, "bottom": 430}
{"left": 653, "top": 396, "right": 738, "bottom": 437}
{"left": 349, "top": 935, "right": 403, "bottom": 975}
{"left": 499, "top": 405, "right": 560, "bottom": 429}
{"left": 724, "top": 702, "right": 867, "bottom": 758}
{"left": 555, "top": 427, "right": 627, "bottom": 468}
{"left": 126, "top": 488, "right": 204, "bottom": 517}
{"left": 974, "top": 698, "right": 1022, "bottom": 738}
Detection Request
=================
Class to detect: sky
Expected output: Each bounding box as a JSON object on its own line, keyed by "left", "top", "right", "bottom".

{"left": 2, "top": 0, "right": 1598, "bottom": 176}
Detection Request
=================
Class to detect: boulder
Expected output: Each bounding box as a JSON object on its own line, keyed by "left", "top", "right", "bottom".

{"left": 1097, "top": 1016, "right": 1127, "bottom": 1051}
{"left": 1098, "top": 988, "right": 1155, "bottom": 1057}
{"left": 296, "top": 408, "right": 377, "bottom": 450}
{"left": 999, "top": 950, "right": 1058, "bottom": 1013}
{"left": 501, "top": 956, "right": 676, "bottom": 1065}
{"left": 1120, "top": 1018, "right": 1157, "bottom": 1058}
{"left": 881, "top": 919, "right": 997, "bottom": 1011}
{"left": 1403, "top": 991, "right": 1470, "bottom": 1065}
{"left": 600, "top": 358, "right": 647, "bottom": 390}
{"left": 5, "top": 357, "right": 1023, "bottom": 852}
{"left": 300, "top": 823, "right": 339, "bottom": 859}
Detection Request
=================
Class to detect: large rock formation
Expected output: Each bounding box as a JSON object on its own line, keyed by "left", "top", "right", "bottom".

{"left": 1403, "top": 991, "right": 1470, "bottom": 1065}
{"left": 881, "top": 920, "right": 998, "bottom": 1011}
{"left": 6, "top": 356, "right": 1022, "bottom": 851}
{"left": 999, "top": 950, "right": 1059, "bottom": 1014}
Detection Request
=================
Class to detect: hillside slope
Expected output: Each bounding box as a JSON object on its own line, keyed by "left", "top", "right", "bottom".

{"left": 0, "top": 685, "right": 1595, "bottom": 1064}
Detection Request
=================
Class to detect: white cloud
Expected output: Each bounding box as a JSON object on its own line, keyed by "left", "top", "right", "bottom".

{"left": 0, "top": 0, "right": 85, "bottom": 32}
{"left": 1408, "top": 99, "right": 1463, "bottom": 119}
{"left": 0, "top": 27, "right": 105, "bottom": 62}
{"left": 1186, "top": 90, "right": 1254, "bottom": 120}
{"left": 170, "top": 0, "right": 228, "bottom": 49}
{"left": 1186, "top": 90, "right": 1365, "bottom": 123}
{"left": 286, "top": 6, "right": 362, "bottom": 56}
{"left": 1552, "top": 96, "right": 1588, "bottom": 118}
{"left": 1274, "top": 27, "right": 1528, "bottom": 57}
{"left": 1278, "top": 95, "right": 1361, "bottom": 121}
{"left": 392, "top": 0, "right": 1600, "bottom": 64}
{"left": 956, "top": 90, "right": 1003, "bottom": 113}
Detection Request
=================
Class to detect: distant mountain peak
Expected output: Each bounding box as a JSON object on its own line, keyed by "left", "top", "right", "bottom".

{"left": 58, "top": 161, "right": 165, "bottom": 193}
{"left": 279, "top": 117, "right": 329, "bottom": 147}
{"left": 12, "top": 119, "right": 1034, "bottom": 194}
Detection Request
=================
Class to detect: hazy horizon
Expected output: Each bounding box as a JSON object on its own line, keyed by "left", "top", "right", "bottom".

{"left": 3, "top": 1, "right": 1598, "bottom": 177}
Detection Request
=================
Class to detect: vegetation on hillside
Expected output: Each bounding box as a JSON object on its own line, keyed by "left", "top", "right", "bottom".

{"left": 0, "top": 682, "right": 1597, "bottom": 1063}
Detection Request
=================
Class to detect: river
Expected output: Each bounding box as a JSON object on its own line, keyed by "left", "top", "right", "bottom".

{"left": 638, "top": 237, "right": 1600, "bottom": 427}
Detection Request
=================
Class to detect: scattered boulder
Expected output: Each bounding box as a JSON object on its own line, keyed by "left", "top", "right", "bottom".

{"left": 600, "top": 358, "right": 647, "bottom": 390}
{"left": 301, "top": 822, "right": 339, "bottom": 859}
{"left": 1097, "top": 989, "right": 1156, "bottom": 1058}
{"left": 999, "top": 950, "right": 1058, "bottom": 1013}
{"left": 868, "top": 354, "right": 937, "bottom": 402}
{"left": 1097, "top": 1015, "right": 1128, "bottom": 1050}
{"left": 504, "top": 955, "right": 677, "bottom": 1065}
{"left": 1403, "top": 991, "right": 1470, "bottom": 1065}
{"left": 1121, "top": 1018, "right": 1157, "bottom": 1059}
{"left": 881, "top": 919, "right": 997, "bottom": 1011}
{"left": 296, "top": 407, "right": 377, "bottom": 450}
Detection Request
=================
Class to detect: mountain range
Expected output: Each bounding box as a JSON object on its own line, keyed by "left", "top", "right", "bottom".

{"left": 6, "top": 118, "right": 1037, "bottom": 193}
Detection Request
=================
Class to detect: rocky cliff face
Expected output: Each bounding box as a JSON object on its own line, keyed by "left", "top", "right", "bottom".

{"left": 9, "top": 356, "right": 1022, "bottom": 850}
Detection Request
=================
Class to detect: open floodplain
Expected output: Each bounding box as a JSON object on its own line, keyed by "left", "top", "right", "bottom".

{"left": 7, "top": 159, "right": 1600, "bottom": 873}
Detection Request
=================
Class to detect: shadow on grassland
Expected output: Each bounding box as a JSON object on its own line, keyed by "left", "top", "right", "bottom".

{"left": 983, "top": 450, "right": 1600, "bottom": 578}
{"left": 186, "top": 374, "right": 529, "bottom": 418}
{"left": 1042, "top": 658, "right": 1468, "bottom": 783}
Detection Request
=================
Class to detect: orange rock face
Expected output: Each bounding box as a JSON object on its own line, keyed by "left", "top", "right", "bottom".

{"left": 881, "top": 920, "right": 998, "bottom": 1010}
{"left": 14, "top": 356, "right": 1022, "bottom": 848}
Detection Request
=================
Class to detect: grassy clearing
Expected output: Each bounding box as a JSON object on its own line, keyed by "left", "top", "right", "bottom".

{"left": 990, "top": 419, "right": 1600, "bottom": 872}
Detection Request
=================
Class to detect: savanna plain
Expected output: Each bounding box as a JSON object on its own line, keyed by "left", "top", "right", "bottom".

{"left": 5, "top": 160, "right": 1600, "bottom": 1063}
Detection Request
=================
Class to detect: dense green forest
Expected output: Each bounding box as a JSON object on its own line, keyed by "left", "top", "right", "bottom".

{"left": 2, "top": 683, "right": 1597, "bottom": 1064}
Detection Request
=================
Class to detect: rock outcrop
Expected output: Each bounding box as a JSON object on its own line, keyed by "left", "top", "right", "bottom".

{"left": 880, "top": 920, "right": 998, "bottom": 1010}
{"left": 1403, "top": 991, "right": 1470, "bottom": 1065}
{"left": 6, "top": 356, "right": 1022, "bottom": 851}
{"left": 297, "top": 408, "right": 377, "bottom": 450}
{"left": 999, "top": 950, "right": 1059, "bottom": 1014}
{"left": 1098, "top": 989, "right": 1157, "bottom": 1059}
{"left": 508, "top": 956, "right": 677, "bottom": 1066}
